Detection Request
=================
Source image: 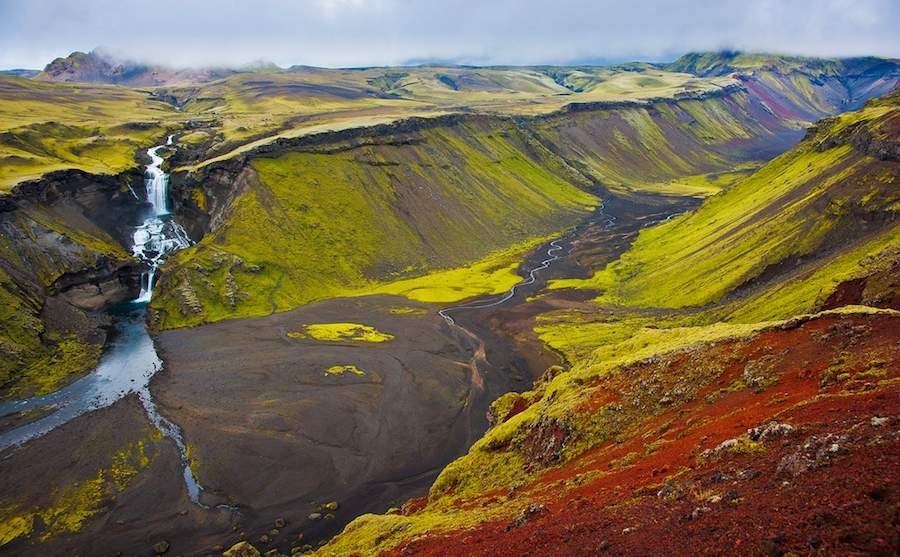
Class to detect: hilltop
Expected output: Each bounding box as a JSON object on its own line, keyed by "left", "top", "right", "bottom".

{"left": 36, "top": 49, "right": 237, "bottom": 86}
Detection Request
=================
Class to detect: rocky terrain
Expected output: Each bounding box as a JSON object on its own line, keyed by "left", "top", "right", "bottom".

{"left": 37, "top": 50, "right": 238, "bottom": 86}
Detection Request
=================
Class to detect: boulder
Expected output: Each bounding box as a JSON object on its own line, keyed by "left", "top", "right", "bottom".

{"left": 223, "top": 541, "right": 261, "bottom": 557}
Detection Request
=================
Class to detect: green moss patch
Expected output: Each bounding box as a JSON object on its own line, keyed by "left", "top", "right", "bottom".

{"left": 289, "top": 323, "right": 394, "bottom": 343}
{"left": 325, "top": 365, "right": 367, "bottom": 376}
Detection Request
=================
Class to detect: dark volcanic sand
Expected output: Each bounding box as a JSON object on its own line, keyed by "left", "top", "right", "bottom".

{"left": 0, "top": 396, "right": 233, "bottom": 557}
{"left": 150, "top": 294, "right": 523, "bottom": 554}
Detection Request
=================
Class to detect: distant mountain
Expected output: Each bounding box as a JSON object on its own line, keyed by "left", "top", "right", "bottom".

{"left": 669, "top": 50, "right": 900, "bottom": 80}
{"left": 669, "top": 50, "right": 900, "bottom": 116}
{"left": 0, "top": 69, "right": 39, "bottom": 78}
{"left": 35, "top": 49, "right": 239, "bottom": 86}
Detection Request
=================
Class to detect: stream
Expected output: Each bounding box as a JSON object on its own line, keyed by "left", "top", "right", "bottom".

{"left": 438, "top": 237, "right": 567, "bottom": 326}
{"left": 0, "top": 137, "right": 210, "bottom": 506}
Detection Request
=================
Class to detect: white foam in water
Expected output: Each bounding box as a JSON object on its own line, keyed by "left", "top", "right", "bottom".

{"left": 132, "top": 135, "right": 192, "bottom": 303}
{"left": 0, "top": 136, "right": 218, "bottom": 509}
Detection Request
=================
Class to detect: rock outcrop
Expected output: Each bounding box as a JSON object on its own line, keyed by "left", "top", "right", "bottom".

{"left": 0, "top": 169, "right": 144, "bottom": 396}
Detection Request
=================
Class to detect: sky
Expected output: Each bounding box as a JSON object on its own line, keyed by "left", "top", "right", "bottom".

{"left": 1, "top": 0, "right": 899, "bottom": 70}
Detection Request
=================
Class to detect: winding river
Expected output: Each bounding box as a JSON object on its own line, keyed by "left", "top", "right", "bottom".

{"left": 435, "top": 234, "right": 571, "bottom": 426}
{"left": 438, "top": 237, "right": 567, "bottom": 325}
{"left": 0, "top": 137, "right": 209, "bottom": 505}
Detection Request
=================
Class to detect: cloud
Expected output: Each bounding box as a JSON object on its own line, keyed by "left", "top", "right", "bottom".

{"left": 0, "top": 0, "right": 897, "bottom": 69}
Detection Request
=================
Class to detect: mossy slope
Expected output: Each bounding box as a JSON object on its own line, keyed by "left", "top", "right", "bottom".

{"left": 528, "top": 89, "right": 807, "bottom": 197}
{"left": 551, "top": 92, "right": 899, "bottom": 321}
{"left": 315, "top": 307, "right": 899, "bottom": 556}
{"left": 150, "top": 118, "right": 597, "bottom": 329}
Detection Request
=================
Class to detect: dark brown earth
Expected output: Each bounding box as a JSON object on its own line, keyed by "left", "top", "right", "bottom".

{"left": 0, "top": 396, "right": 234, "bottom": 557}
{"left": 151, "top": 294, "right": 513, "bottom": 554}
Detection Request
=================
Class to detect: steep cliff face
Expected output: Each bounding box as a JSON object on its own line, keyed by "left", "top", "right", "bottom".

{"left": 150, "top": 115, "right": 598, "bottom": 330}
{"left": 0, "top": 170, "right": 143, "bottom": 398}
{"left": 529, "top": 86, "right": 804, "bottom": 197}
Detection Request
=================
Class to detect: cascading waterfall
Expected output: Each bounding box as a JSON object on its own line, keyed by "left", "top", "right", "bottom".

{"left": 132, "top": 134, "right": 192, "bottom": 303}
{"left": 0, "top": 136, "right": 220, "bottom": 509}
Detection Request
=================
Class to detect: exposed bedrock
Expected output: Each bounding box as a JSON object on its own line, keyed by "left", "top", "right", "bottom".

{"left": 0, "top": 169, "right": 147, "bottom": 396}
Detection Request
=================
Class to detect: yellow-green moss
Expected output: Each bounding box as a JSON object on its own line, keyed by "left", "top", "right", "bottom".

{"left": 359, "top": 236, "right": 556, "bottom": 303}
{"left": 387, "top": 306, "right": 429, "bottom": 316}
{"left": 288, "top": 323, "right": 394, "bottom": 343}
{"left": 8, "top": 338, "right": 102, "bottom": 399}
{"left": 549, "top": 97, "right": 898, "bottom": 324}
{"left": 151, "top": 119, "right": 596, "bottom": 330}
{"left": 325, "top": 365, "right": 366, "bottom": 376}
{"left": 0, "top": 436, "right": 158, "bottom": 547}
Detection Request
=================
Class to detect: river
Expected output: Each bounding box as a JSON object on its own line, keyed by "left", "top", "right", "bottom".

{"left": 0, "top": 137, "right": 209, "bottom": 504}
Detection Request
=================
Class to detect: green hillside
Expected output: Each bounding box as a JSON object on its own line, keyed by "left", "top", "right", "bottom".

{"left": 550, "top": 92, "right": 899, "bottom": 320}
{"left": 0, "top": 77, "right": 177, "bottom": 190}
{"left": 149, "top": 117, "right": 597, "bottom": 329}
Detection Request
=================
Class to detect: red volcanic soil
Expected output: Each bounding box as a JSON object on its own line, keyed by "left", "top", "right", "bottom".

{"left": 385, "top": 312, "right": 900, "bottom": 557}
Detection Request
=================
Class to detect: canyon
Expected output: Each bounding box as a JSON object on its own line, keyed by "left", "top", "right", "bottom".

{"left": 0, "top": 51, "right": 897, "bottom": 556}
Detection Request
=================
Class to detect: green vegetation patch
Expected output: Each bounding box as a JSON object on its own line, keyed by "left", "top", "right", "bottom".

{"left": 325, "top": 365, "right": 367, "bottom": 376}
{"left": 360, "top": 236, "right": 554, "bottom": 303}
{"left": 0, "top": 435, "right": 158, "bottom": 547}
{"left": 0, "top": 76, "right": 178, "bottom": 190}
{"left": 151, "top": 119, "right": 595, "bottom": 329}
{"left": 549, "top": 97, "right": 899, "bottom": 322}
{"left": 288, "top": 323, "right": 394, "bottom": 343}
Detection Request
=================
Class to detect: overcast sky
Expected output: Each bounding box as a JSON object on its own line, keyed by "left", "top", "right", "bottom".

{"left": 1, "top": 0, "right": 898, "bottom": 69}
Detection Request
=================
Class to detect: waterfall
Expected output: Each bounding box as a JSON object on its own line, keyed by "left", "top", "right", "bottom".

{"left": 0, "top": 134, "right": 223, "bottom": 508}
{"left": 132, "top": 135, "right": 191, "bottom": 303}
